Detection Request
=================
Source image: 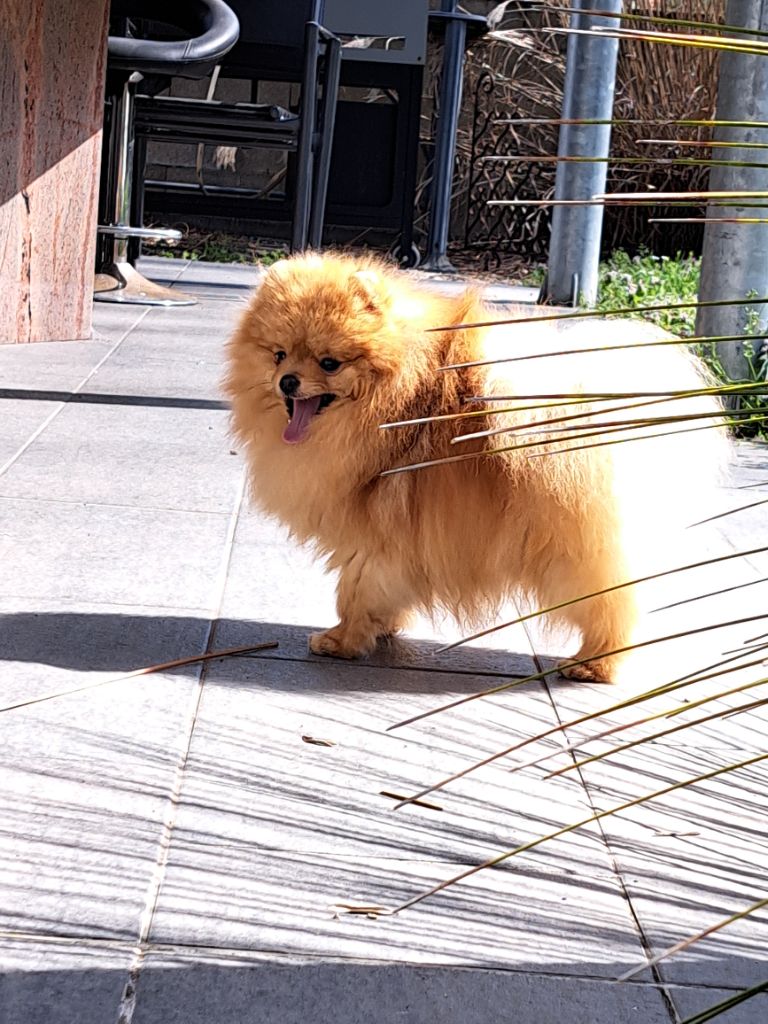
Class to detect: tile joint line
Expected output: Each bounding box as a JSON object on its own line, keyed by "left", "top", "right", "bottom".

{"left": 115, "top": 468, "right": 248, "bottom": 1024}
{"left": 0, "top": 307, "right": 153, "bottom": 480}
{"left": 542, "top": 678, "right": 680, "bottom": 1023}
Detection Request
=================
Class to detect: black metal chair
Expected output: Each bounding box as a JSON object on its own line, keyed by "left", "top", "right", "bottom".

{"left": 141, "top": 1, "right": 428, "bottom": 265}
{"left": 96, "top": 0, "right": 240, "bottom": 305}
{"left": 133, "top": 0, "right": 341, "bottom": 254}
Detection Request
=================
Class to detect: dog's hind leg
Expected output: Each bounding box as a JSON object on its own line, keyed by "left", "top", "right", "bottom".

{"left": 558, "top": 584, "right": 638, "bottom": 682}
{"left": 309, "top": 552, "right": 415, "bottom": 659}
{"left": 526, "top": 526, "right": 639, "bottom": 683}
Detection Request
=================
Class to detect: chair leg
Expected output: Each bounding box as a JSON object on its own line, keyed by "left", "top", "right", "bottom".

{"left": 308, "top": 35, "right": 341, "bottom": 250}
{"left": 94, "top": 260, "right": 198, "bottom": 305}
{"left": 291, "top": 20, "right": 320, "bottom": 252}
{"left": 127, "top": 135, "right": 147, "bottom": 266}
{"left": 290, "top": 152, "right": 313, "bottom": 254}
{"left": 96, "top": 72, "right": 196, "bottom": 305}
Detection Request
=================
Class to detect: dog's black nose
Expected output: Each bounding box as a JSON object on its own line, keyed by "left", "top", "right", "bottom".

{"left": 279, "top": 374, "right": 300, "bottom": 397}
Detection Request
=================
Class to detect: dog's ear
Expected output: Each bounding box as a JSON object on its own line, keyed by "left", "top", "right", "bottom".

{"left": 262, "top": 259, "right": 293, "bottom": 294}
{"left": 350, "top": 269, "right": 385, "bottom": 313}
{"left": 267, "top": 254, "right": 324, "bottom": 281}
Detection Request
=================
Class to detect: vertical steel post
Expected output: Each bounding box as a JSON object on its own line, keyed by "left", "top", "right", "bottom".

{"left": 696, "top": 0, "right": 768, "bottom": 382}
{"left": 110, "top": 72, "right": 142, "bottom": 265}
{"left": 422, "top": 0, "right": 467, "bottom": 272}
{"left": 544, "top": 0, "right": 622, "bottom": 305}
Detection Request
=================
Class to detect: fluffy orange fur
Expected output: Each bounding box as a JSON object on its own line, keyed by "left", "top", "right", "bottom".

{"left": 225, "top": 252, "right": 722, "bottom": 681}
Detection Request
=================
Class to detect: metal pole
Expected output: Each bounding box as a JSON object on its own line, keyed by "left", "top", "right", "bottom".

{"left": 696, "top": 0, "right": 768, "bottom": 383}
{"left": 292, "top": 20, "right": 320, "bottom": 251}
{"left": 544, "top": 0, "right": 622, "bottom": 306}
{"left": 422, "top": 0, "right": 467, "bottom": 272}
{"left": 111, "top": 73, "right": 143, "bottom": 264}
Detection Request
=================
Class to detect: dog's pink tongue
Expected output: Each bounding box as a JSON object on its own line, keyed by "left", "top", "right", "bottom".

{"left": 283, "top": 396, "right": 323, "bottom": 444}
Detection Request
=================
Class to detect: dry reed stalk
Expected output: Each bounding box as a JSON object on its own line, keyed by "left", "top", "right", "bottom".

{"left": 433, "top": 0, "right": 724, "bottom": 266}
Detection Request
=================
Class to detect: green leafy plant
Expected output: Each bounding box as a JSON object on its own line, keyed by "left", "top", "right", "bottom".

{"left": 594, "top": 250, "right": 768, "bottom": 436}
{"left": 143, "top": 227, "right": 287, "bottom": 266}
{"left": 596, "top": 248, "right": 701, "bottom": 335}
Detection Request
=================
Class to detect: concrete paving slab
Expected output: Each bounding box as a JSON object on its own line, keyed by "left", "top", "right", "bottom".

{"left": 126, "top": 297, "right": 241, "bottom": 339}
{"left": 215, "top": 614, "right": 540, "bottom": 679}
{"left": 0, "top": 399, "right": 62, "bottom": 471}
{"left": 150, "top": 848, "right": 641, "bottom": 972}
{"left": 91, "top": 302, "right": 153, "bottom": 344}
{"left": 111, "top": 305, "right": 242, "bottom": 376}
{"left": 669, "top": 985, "right": 768, "bottom": 1024}
{"left": 135, "top": 948, "right": 673, "bottom": 1024}
{"left": 727, "top": 442, "right": 768, "bottom": 490}
{"left": 147, "top": 256, "right": 543, "bottom": 306}
{"left": 84, "top": 347, "right": 226, "bottom": 401}
{"left": 561, "top": 742, "right": 768, "bottom": 990}
{"left": 161, "top": 259, "right": 262, "bottom": 302}
{"left": 147, "top": 658, "right": 594, "bottom": 861}
{"left": 0, "top": 339, "right": 116, "bottom": 390}
{"left": 134, "top": 258, "right": 258, "bottom": 307}
{"left": 411, "top": 269, "right": 540, "bottom": 306}
{"left": 0, "top": 403, "right": 240, "bottom": 514}
{"left": 171, "top": 259, "right": 262, "bottom": 287}
{"left": 131, "top": 256, "right": 190, "bottom": 287}
{"left": 0, "top": 935, "right": 132, "bottom": 1024}
{"left": 96, "top": 290, "right": 231, "bottom": 371}
{"left": 146, "top": 655, "right": 649, "bottom": 978}
{"left": 0, "top": 599, "right": 213, "bottom": 704}
{"left": 0, "top": 498, "right": 231, "bottom": 609}
{"left": 0, "top": 660, "right": 203, "bottom": 938}
{"left": 714, "top": 443, "right": 768, "bottom": 580}
{"left": 468, "top": 694, "right": 767, "bottom": 990}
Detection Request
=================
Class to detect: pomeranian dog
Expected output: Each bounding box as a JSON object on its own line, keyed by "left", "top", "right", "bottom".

{"left": 225, "top": 253, "right": 722, "bottom": 682}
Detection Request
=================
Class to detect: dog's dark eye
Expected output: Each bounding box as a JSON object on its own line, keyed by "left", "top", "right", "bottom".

{"left": 274, "top": 350, "right": 287, "bottom": 365}
{"left": 319, "top": 357, "right": 341, "bottom": 373}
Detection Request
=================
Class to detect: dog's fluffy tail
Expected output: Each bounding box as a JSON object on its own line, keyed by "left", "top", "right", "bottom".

{"left": 595, "top": 320, "right": 729, "bottom": 538}
{"left": 482, "top": 311, "right": 729, "bottom": 585}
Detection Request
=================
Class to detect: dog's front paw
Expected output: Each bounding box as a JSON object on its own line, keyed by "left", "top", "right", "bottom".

{"left": 309, "top": 629, "right": 366, "bottom": 659}
{"left": 560, "top": 658, "right": 616, "bottom": 683}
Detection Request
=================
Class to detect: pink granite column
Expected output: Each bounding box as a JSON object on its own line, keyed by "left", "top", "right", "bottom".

{"left": 0, "top": 0, "right": 110, "bottom": 343}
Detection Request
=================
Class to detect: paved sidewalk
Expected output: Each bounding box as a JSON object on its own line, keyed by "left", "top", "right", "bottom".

{"left": 0, "top": 258, "right": 766, "bottom": 1024}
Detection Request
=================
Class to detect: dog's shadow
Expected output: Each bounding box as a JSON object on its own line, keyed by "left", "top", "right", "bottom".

{"left": 0, "top": 611, "right": 556, "bottom": 694}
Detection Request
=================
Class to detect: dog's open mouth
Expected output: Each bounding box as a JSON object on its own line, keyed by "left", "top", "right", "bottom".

{"left": 283, "top": 394, "right": 336, "bottom": 444}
